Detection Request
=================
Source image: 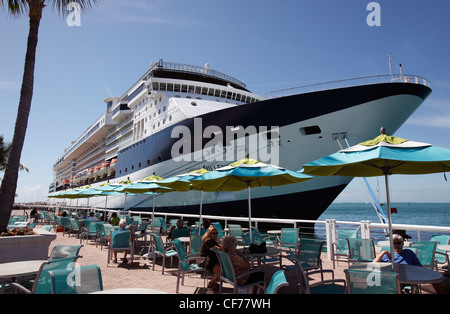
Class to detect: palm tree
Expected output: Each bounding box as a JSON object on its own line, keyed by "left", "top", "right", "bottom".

{"left": 0, "top": 135, "right": 29, "bottom": 173}
{"left": 0, "top": 0, "right": 101, "bottom": 232}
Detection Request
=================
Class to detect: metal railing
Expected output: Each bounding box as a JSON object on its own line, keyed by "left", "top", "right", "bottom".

{"left": 265, "top": 74, "right": 431, "bottom": 99}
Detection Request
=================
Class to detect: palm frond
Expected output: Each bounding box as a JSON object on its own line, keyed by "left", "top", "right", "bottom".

{"left": 46, "top": 0, "right": 102, "bottom": 16}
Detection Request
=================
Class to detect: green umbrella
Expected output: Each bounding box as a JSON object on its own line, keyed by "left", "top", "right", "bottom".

{"left": 302, "top": 128, "right": 450, "bottom": 270}
{"left": 158, "top": 168, "right": 210, "bottom": 234}
{"left": 117, "top": 175, "right": 172, "bottom": 230}
{"left": 190, "top": 158, "right": 313, "bottom": 242}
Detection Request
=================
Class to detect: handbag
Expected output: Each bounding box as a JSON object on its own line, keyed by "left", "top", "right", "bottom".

{"left": 249, "top": 241, "right": 267, "bottom": 253}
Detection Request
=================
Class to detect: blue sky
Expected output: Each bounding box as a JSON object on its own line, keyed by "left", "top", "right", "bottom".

{"left": 1, "top": 0, "right": 450, "bottom": 203}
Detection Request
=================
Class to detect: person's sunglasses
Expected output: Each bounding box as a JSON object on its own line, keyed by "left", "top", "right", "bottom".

{"left": 211, "top": 232, "right": 218, "bottom": 235}
{"left": 393, "top": 242, "right": 402, "bottom": 245}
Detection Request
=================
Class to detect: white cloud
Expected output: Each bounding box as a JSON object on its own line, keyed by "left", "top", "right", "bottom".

{"left": 0, "top": 81, "right": 20, "bottom": 90}
{"left": 15, "top": 184, "right": 47, "bottom": 203}
{"left": 407, "top": 99, "right": 450, "bottom": 129}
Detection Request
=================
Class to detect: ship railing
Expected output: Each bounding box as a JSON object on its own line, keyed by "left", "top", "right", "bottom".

{"left": 265, "top": 74, "right": 432, "bottom": 99}
{"left": 151, "top": 60, "right": 247, "bottom": 89}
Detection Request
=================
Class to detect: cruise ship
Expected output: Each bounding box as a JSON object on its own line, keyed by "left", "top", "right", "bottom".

{"left": 49, "top": 60, "right": 432, "bottom": 221}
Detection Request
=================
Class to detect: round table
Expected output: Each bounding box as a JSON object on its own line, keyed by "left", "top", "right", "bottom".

{"left": 350, "top": 262, "right": 444, "bottom": 285}
{"left": 242, "top": 246, "right": 281, "bottom": 267}
{"left": 0, "top": 260, "right": 46, "bottom": 280}
{"left": 90, "top": 288, "right": 168, "bottom": 294}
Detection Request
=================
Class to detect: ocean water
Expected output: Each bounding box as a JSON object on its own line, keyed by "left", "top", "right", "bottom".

{"left": 316, "top": 202, "right": 450, "bottom": 241}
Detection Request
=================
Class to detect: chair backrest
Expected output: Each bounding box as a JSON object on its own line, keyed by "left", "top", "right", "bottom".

{"left": 151, "top": 233, "right": 165, "bottom": 253}
{"left": 266, "top": 270, "right": 288, "bottom": 294}
{"left": 284, "top": 254, "right": 308, "bottom": 293}
{"left": 281, "top": 228, "right": 299, "bottom": 246}
{"left": 344, "top": 269, "right": 400, "bottom": 294}
{"left": 298, "top": 239, "right": 325, "bottom": 266}
{"left": 212, "top": 222, "right": 225, "bottom": 237}
{"left": 33, "top": 256, "right": 80, "bottom": 294}
{"left": 336, "top": 229, "right": 358, "bottom": 253}
{"left": 49, "top": 264, "right": 103, "bottom": 294}
{"left": 110, "top": 230, "right": 131, "bottom": 249}
{"left": 347, "top": 238, "right": 376, "bottom": 262}
{"left": 102, "top": 224, "right": 114, "bottom": 238}
{"left": 190, "top": 235, "right": 203, "bottom": 255}
{"left": 212, "top": 248, "right": 235, "bottom": 283}
{"left": 228, "top": 224, "right": 243, "bottom": 238}
{"left": 172, "top": 239, "right": 191, "bottom": 271}
{"left": 132, "top": 216, "right": 142, "bottom": 224}
{"left": 410, "top": 241, "right": 437, "bottom": 267}
{"left": 243, "top": 230, "right": 264, "bottom": 245}
{"left": 172, "top": 228, "right": 190, "bottom": 239}
{"left": 431, "top": 235, "right": 450, "bottom": 263}
{"left": 69, "top": 218, "right": 79, "bottom": 229}
{"left": 49, "top": 244, "right": 83, "bottom": 260}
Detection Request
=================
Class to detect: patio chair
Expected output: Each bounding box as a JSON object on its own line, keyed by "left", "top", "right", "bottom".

{"left": 243, "top": 230, "right": 280, "bottom": 266}
{"left": 430, "top": 235, "right": 450, "bottom": 269}
{"left": 212, "top": 248, "right": 266, "bottom": 294}
{"left": 212, "top": 222, "right": 225, "bottom": 238}
{"left": 11, "top": 256, "right": 80, "bottom": 294}
{"left": 68, "top": 218, "right": 80, "bottom": 238}
{"left": 49, "top": 264, "right": 103, "bottom": 294}
{"left": 295, "top": 239, "right": 326, "bottom": 279}
{"left": 148, "top": 233, "right": 178, "bottom": 274}
{"left": 347, "top": 238, "right": 376, "bottom": 265}
{"left": 172, "top": 228, "right": 191, "bottom": 240}
{"left": 134, "top": 222, "right": 150, "bottom": 255}
{"left": 332, "top": 228, "right": 359, "bottom": 268}
{"left": 283, "top": 254, "right": 345, "bottom": 294}
{"left": 99, "top": 224, "right": 114, "bottom": 250}
{"left": 409, "top": 241, "right": 438, "bottom": 269}
{"left": 277, "top": 228, "right": 300, "bottom": 255}
{"left": 344, "top": 268, "right": 400, "bottom": 294}
{"left": 228, "top": 224, "right": 244, "bottom": 242}
{"left": 171, "top": 239, "right": 206, "bottom": 293}
{"left": 107, "top": 229, "right": 134, "bottom": 265}
{"left": 266, "top": 270, "right": 289, "bottom": 294}
{"left": 79, "top": 220, "right": 98, "bottom": 244}
{"left": 49, "top": 244, "right": 83, "bottom": 260}
{"left": 190, "top": 235, "right": 203, "bottom": 256}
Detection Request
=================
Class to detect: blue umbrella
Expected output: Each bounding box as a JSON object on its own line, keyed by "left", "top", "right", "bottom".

{"left": 302, "top": 129, "right": 450, "bottom": 269}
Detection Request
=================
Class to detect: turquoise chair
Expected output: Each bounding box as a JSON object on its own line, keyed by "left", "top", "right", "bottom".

{"left": 284, "top": 254, "right": 345, "bottom": 294}
{"left": 243, "top": 230, "right": 279, "bottom": 265}
{"left": 332, "top": 228, "right": 359, "bottom": 268}
{"left": 49, "top": 244, "right": 83, "bottom": 260}
{"left": 107, "top": 230, "right": 134, "bottom": 265}
{"left": 266, "top": 270, "right": 289, "bottom": 294}
{"left": 49, "top": 264, "right": 103, "bottom": 294}
{"left": 344, "top": 269, "right": 400, "bottom": 294}
{"left": 430, "top": 235, "right": 450, "bottom": 268}
{"left": 149, "top": 233, "right": 178, "bottom": 274}
{"left": 80, "top": 221, "right": 98, "bottom": 244}
{"left": 212, "top": 222, "right": 225, "bottom": 238}
{"left": 297, "top": 239, "right": 326, "bottom": 278}
{"left": 228, "top": 224, "right": 244, "bottom": 242}
{"left": 347, "top": 238, "right": 376, "bottom": 264}
{"left": 100, "top": 224, "right": 115, "bottom": 250}
{"left": 68, "top": 218, "right": 80, "bottom": 238}
{"left": 409, "top": 241, "right": 438, "bottom": 269}
{"left": 277, "top": 228, "right": 300, "bottom": 255}
{"left": 11, "top": 256, "right": 80, "bottom": 294}
{"left": 171, "top": 239, "right": 206, "bottom": 293}
{"left": 212, "top": 248, "right": 266, "bottom": 294}
{"left": 190, "top": 235, "right": 203, "bottom": 256}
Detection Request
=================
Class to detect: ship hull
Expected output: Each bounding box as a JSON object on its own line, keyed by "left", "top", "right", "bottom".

{"left": 78, "top": 82, "right": 431, "bottom": 220}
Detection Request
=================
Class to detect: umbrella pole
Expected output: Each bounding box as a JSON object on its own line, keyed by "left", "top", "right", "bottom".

{"left": 152, "top": 194, "right": 155, "bottom": 231}
{"left": 104, "top": 196, "right": 108, "bottom": 222}
{"left": 199, "top": 189, "right": 204, "bottom": 236}
{"left": 248, "top": 184, "right": 252, "bottom": 244}
{"left": 385, "top": 174, "right": 395, "bottom": 271}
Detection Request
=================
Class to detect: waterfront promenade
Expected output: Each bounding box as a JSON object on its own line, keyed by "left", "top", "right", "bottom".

{"left": 6, "top": 209, "right": 443, "bottom": 294}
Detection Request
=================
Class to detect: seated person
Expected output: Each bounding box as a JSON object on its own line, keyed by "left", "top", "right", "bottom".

{"left": 168, "top": 218, "right": 186, "bottom": 240}
{"left": 111, "top": 219, "right": 133, "bottom": 263}
{"left": 221, "top": 235, "right": 265, "bottom": 293}
{"left": 109, "top": 212, "right": 120, "bottom": 226}
{"left": 373, "top": 234, "right": 422, "bottom": 266}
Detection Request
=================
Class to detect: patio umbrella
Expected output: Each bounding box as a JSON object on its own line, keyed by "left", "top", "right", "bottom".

{"left": 302, "top": 128, "right": 450, "bottom": 270}
{"left": 117, "top": 174, "right": 172, "bottom": 229}
{"left": 190, "top": 158, "right": 313, "bottom": 242}
{"left": 158, "top": 168, "right": 210, "bottom": 234}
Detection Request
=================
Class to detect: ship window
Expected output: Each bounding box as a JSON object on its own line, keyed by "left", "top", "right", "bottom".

{"left": 201, "top": 88, "right": 208, "bottom": 95}
{"left": 139, "top": 162, "right": 141, "bottom": 168}
{"left": 167, "top": 83, "right": 173, "bottom": 91}
{"left": 181, "top": 85, "right": 188, "bottom": 93}
{"left": 174, "top": 84, "right": 181, "bottom": 92}
{"left": 152, "top": 82, "right": 159, "bottom": 90}
{"left": 208, "top": 88, "right": 214, "bottom": 96}
{"left": 188, "top": 85, "right": 195, "bottom": 93}
{"left": 226, "top": 91, "right": 232, "bottom": 99}
{"left": 300, "top": 126, "right": 322, "bottom": 135}
{"left": 160, "top": 83, "right": 166, "bottom": 91}
{"left": 214, "top": 89, "right": 220, "bottom": 97}
{"left": 195, "top": 86, "right": 201, "bottom": 94}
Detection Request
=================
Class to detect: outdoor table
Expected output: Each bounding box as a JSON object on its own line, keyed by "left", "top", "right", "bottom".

{"left": 0, "top": 260, "right": 46, "bottom": 293}
{"left": 349, "top": 262, "right": 443, "bottom": 287}
{"left": 242, "top": 246, "right": 281, "bottom": 268}
{"left": 90, "top": 287, "right": 168, "bottom": 294}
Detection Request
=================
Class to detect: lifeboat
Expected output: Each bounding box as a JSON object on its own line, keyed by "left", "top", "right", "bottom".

{"left": 108, "top": 159, "right": 117, "bottom": 176}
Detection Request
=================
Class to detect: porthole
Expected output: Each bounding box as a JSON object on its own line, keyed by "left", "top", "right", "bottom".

{"left": 300, "top": 126, "right": 322, "bottom": 135}
{"left": 191, "top": 102, "right": 197, "bottom": 106}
